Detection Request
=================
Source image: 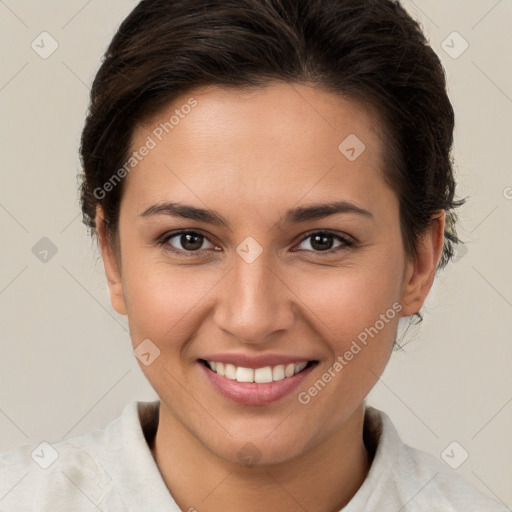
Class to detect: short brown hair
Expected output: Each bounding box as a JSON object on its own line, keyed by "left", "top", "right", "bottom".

{"left": 80, "top": 0, "right": 465, "bottom": 325}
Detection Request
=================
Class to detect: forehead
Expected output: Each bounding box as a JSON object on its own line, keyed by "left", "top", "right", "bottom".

{"left": 124, "top": 82, "right": 393, "bottom": 218}
{"left": 136, "top": 81, "right": 385, "bottom": 155}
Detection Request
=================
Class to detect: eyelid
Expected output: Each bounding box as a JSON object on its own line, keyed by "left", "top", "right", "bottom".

{"left": 158, "top": 229, "right": 355, "bottom": 255}
{"left": 297, "top": 229, "right": 355, "bottom": 245}
{"left": 159, "top": 229, "right": 217, "bottom": 255}
{"left": 293, "top": 230, "right": 355, "bottom": 254}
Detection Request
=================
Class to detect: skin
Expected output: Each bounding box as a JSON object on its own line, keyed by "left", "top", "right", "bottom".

{"left": 96, "top": 82, "right": 445, "bottom": 512}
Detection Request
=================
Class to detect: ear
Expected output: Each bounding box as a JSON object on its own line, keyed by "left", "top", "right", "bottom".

{"left": 95, "top": 206, "right": 127, "bottom": 316}
{"left": 400, "top": 211, "right": 445, "bottom": 317}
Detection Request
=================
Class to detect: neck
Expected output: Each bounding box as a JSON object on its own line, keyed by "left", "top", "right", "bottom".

{"left": 151, "top": 403, "right": 371, "bottom": 512}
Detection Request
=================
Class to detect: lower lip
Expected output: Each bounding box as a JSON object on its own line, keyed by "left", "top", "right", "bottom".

{"left": 199, "top": 362, "right": 317, "bottom": 405}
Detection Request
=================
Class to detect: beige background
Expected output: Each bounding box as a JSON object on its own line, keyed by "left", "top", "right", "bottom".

{"left": 1, "top": 0, "right": 511, "bottom": 506}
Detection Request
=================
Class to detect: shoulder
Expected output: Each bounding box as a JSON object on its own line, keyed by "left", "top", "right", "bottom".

{"left": 347, "top": 406, "right": 509, "bottom": 512}
{"left": 0, "top": 401, "right": 148, "bottom": 511}
{"left": 0, "top": 431, "right": 122, "bottom": 511}
{"left": 397, "top": 438, "right": 505, "bottom": 511}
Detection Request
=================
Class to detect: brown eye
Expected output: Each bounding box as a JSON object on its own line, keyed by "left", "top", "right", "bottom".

{"left": 162, "top": 231, "right": 215, "bottom": 253}
{"left": 310, "top": 233, "right": 335, "bottom": 251}
{"left": 180, "top": 232, "right": 203, "bottom": 251}
{"left": 295, "top": 231, "right": 353, "bottom": 253}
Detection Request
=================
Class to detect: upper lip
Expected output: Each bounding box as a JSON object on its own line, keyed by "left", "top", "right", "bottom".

{"left": 199, "top": 353, "right": 317, "bottom": 369}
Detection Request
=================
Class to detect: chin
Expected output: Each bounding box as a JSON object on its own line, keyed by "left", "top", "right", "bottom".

{"left": 226, "top": 440, "right": 305, "bottom": 468}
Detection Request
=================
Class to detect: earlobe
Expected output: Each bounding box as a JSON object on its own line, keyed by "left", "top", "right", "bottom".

{"left": 400, "top": 211, "right": 445, "bottom": 317}
{"left": 95, "top": 206, "right": 127, "bottom": 316}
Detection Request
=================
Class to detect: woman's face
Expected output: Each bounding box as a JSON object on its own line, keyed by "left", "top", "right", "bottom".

{"left": 99, "top": 82, "right": 436, "bottom": 464}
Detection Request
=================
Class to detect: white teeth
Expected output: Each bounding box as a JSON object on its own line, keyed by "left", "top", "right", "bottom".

{"left": 284, "top": 364, "right": 295, "bottom": 378}
{"left": 254, "top": 366, "right": 273, "bottom": 383}
{"left": 294, "top": 362, "right": 307, "bottom": 374}
{"left": 206, "top": 360, "right": 312, "bottom": 382}
{"left": 225, "top": 363, "right": 237, "bottom": 379}
{"left": 236, "top": 367, "right": 254, "bottom": 382}
{"left": 272, "top": 365, "right": 286, "bottom": 381}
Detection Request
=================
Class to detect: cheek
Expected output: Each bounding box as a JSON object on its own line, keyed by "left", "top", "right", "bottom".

{"left": 292, "top": 268, "right": 401, "bottom": 425}
{"left": 121, "top": 257, "right": 220, "bottom": 347}
{"left": 291, "top": 260, "right": 401, "bottom": 392}
{"left": 291, "top": 255, "right": 403, "bottom": 338}
{"left": 122, "top": 251, "right": 403, "bottom": 344}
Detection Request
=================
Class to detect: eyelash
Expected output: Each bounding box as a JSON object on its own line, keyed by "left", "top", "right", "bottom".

{"left": 157, "top": 229, "right": 355, "bottom": 257}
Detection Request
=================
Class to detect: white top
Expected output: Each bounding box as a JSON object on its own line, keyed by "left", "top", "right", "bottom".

{"left": 0, "top": 400, "right": 507, "bottom": 511}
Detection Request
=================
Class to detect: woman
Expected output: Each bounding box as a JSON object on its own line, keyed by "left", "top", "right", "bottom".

{"left": 0, "top": 0, "right": 507, "bottom": 510}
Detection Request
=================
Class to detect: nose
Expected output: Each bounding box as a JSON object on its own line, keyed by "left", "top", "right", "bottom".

{"left": 213, "top": 249, "right": 295, "bottom": 345}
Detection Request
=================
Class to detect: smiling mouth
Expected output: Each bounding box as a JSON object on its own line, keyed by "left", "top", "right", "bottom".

{"left": 199, "top": 359, "right": 318, "bottom": 384}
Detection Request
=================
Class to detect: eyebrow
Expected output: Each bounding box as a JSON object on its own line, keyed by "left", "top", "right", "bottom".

{"left": 139, "top": 200, "right": 373, "bottom": 228}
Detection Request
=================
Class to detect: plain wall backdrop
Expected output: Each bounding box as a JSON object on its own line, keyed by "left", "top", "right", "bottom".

{"left": 1, "top": 0, "right": 511, "bottom": 506}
